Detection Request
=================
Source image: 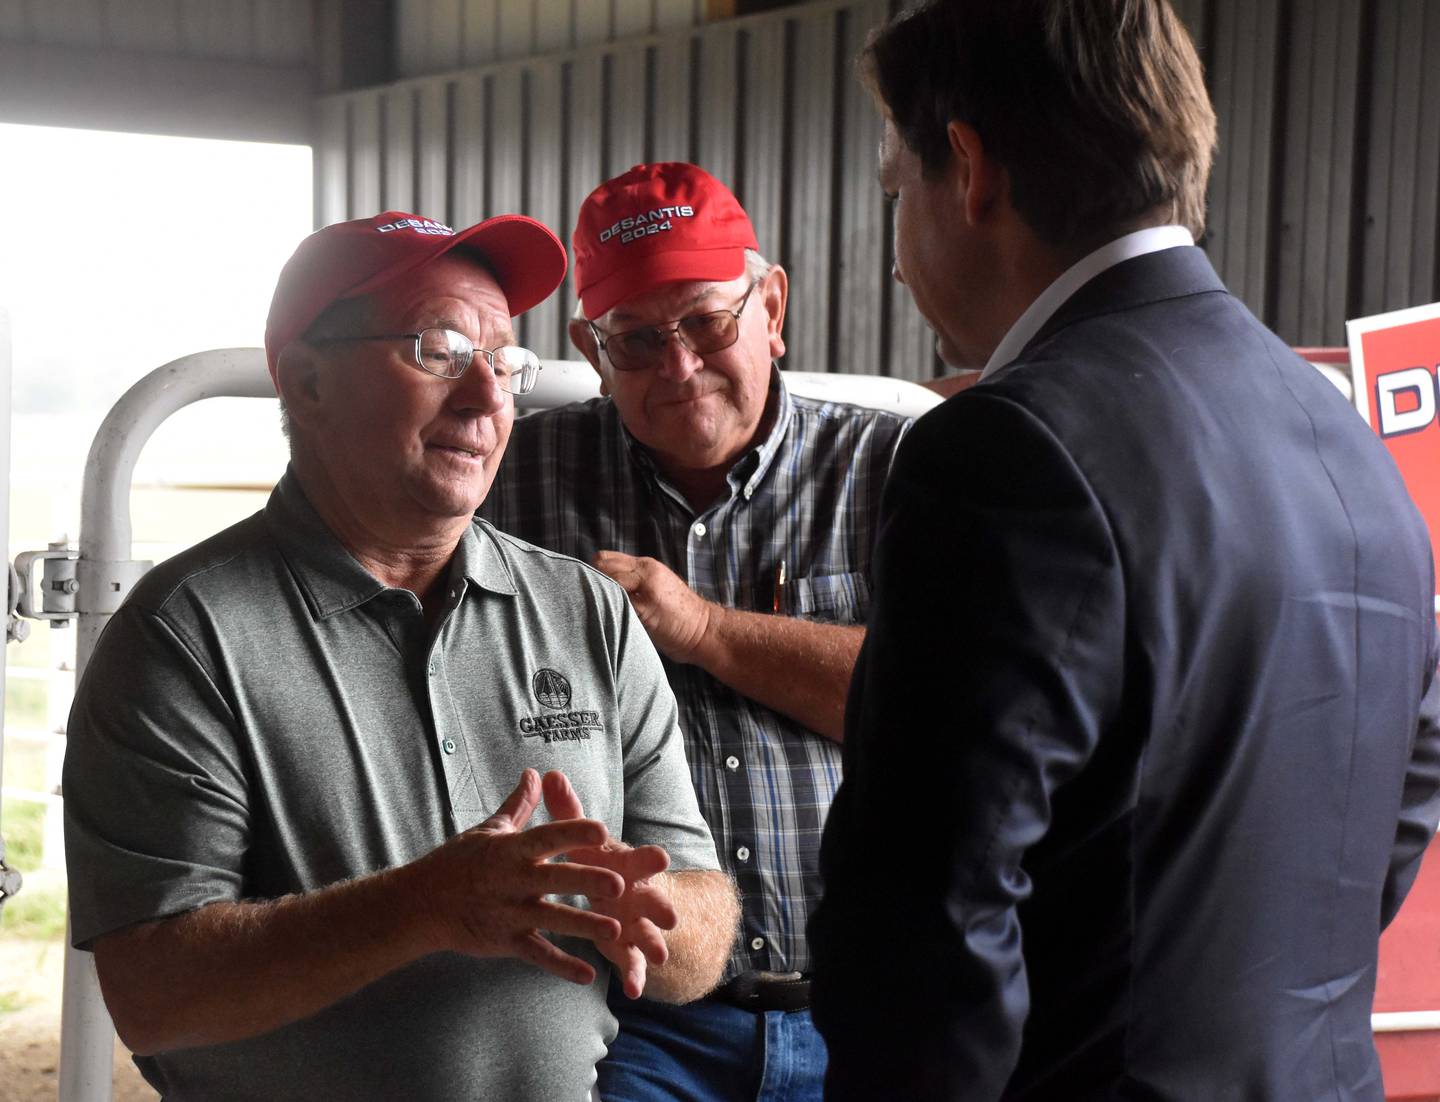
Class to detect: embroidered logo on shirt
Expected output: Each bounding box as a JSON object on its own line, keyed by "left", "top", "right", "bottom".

{"left": 519, "top": 668, "right": 604, "bottom": 744}
{"left": 532, "top": 668, "right": 572, "bottom": 709}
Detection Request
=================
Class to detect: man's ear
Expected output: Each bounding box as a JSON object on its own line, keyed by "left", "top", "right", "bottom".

{"left": 568, "top": 317, "right": 609, "bottom": 396}
{"left": 761, "top": 265, "right": 788, "bottom": 362}
{"left": 274, "top": 343, "right": 325, "bottom": 430}
{"left": 946, "top": 120, "right": 1005, "bottom": 226}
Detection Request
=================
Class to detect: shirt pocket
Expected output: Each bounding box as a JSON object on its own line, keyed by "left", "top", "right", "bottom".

{"left": 784, "top": 571, "right": 871, "bottom": 625}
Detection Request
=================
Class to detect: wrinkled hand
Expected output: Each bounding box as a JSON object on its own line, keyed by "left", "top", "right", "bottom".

{"left": 541, "top": 770, "right": 677, "bottom": 999}
{"left": 412, "top": 768, "right": 627, "bottom": 986}
{"left": 592, "top": 550, "right": 713, "bottom": 663}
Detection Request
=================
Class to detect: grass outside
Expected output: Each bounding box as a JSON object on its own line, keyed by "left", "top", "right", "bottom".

{"left": 4, "top": 678, "right": 48, "bottom": 734}
{"left": 1, "top": 800, "right": 66, "bottom": 942}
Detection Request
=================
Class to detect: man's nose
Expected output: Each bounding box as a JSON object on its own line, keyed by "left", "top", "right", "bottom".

{"left": 451, "top": 355, "right": 509, "bottom": 413}
{"left": 655, "top": 329, "right": 705, "bottom": 381}
{"left": 891, "top": 258, "right": 907, "bottom": 286}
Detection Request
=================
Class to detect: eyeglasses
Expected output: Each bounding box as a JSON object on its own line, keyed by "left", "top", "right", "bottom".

{"left": 588, "top": 277, "right": 762, "bottom": 372}
{"left": 311, "top": 328, "right": 542, "bottom": 394}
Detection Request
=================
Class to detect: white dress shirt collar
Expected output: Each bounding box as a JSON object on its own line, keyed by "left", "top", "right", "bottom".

{"left": 980, "top": 225, "right": 1195, "bottom": 381}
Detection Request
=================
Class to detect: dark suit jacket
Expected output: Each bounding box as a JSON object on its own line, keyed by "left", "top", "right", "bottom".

{"left": 811, "top": 246, "right": 1440, "bottom": 1101}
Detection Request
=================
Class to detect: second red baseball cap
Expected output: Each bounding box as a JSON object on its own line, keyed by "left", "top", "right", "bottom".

{"left": 264, "top": 210, "right": 567, "bottom": 385}
{"left": 572, "top": 163, "right": 759, "bottom": 320}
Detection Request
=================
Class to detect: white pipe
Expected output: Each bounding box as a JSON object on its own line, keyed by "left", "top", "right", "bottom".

{"left": 1372, "top": 1010, "right": 1440, "bottom": 1033}
{"left": 783, "top": 371, "right": 942, "bottom": 418}
{"left": 526, "top": 360, "right": 945, "bottom": 420}
{"left": 529, "top": 358, "right": 604, "bottom": 409}
{"left": 79, "top": 349, "right": 274, "bottom": 567}
{"left": 0, "top": 308, "right": 11, "bottom": 843}
{"left": 62, "top": 348, "right": 275, "bottom": 1102}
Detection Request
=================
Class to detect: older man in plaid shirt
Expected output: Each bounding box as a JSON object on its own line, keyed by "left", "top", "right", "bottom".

{"left": 479, "top": 162, "right": 909, "bottom": 1102}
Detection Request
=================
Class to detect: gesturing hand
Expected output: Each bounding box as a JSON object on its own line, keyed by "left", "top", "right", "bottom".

{"left": 592, "top": 550, "right": 713, "bottom": 664}
{"left": 412, "top": 768, "right": 629, "bottom": 986}
{"left": 541, "top": 770, "right": 677, "bottom": 999}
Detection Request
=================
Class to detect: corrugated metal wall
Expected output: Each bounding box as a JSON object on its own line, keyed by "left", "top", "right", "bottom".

{"left": 1181, "top": 0, "right": 1440, "bottom": 348}
{"left": 0, "top": 0, "right": 314, "bottom": 141}
{"left": 309, "top": 0, "right": 1440, "bottom": 367}
{"left": 0, "top": 0, "right": 310, "bottom": 62}
{"left": 394, "top": 0, "right": 707, "bottom": 77}
{"left": 316, "top": 0, "right": 937, "bottom": 376}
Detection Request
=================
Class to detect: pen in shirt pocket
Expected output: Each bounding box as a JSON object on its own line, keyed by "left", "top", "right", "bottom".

{"left": 772, "top": 559, "right": 787, "bottom": 614}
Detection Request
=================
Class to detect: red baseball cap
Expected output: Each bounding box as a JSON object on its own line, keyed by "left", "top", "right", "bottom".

{"left": 572, "top": 163, "right": 759, "bottom": 319}
{"left": 264, "top": 210, "right": 567, "bottom": 384}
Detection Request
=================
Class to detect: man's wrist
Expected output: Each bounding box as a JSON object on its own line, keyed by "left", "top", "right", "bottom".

{"left": 684, "top": 600, "right": 724, "bottom": 670}
{"left": 377, "top": 856, "right": 447, "bottom": 960}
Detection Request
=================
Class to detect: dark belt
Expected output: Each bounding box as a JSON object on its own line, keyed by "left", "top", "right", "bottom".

{"left": 709, "top": 971, "right": 811, "bottom": 1013}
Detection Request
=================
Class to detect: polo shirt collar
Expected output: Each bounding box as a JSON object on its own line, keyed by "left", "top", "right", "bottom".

{"left": 265, "top": 467, "right": 517, "bottom": 620}
{"left": 462, "top": 522, "right": 520, "bottom": 597}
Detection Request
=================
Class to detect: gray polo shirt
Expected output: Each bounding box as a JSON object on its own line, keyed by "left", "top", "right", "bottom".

{"left": 63, "top": 469, "right": 719, "bottom": 1102}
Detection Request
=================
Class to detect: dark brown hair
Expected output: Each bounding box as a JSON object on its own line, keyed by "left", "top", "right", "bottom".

{"left": 863, "top": 0, "right": 1216, "bottom": 249}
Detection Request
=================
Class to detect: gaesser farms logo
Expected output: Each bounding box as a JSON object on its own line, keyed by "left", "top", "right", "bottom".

{"left": 598, "top": 205, "right": 696, "bottom": 246}
{"left": 376, "top": 217, "right": 454, "bottom": 237}
{"left": 520, "top": 668, "right": 604, "bottom": 744}
{"left": 532, "top": 668, "right": 572, "bottom": 709}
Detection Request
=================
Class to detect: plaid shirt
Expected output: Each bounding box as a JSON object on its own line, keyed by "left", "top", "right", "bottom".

{"left": 480, "top": 372, "right": 910, "bottom": 977}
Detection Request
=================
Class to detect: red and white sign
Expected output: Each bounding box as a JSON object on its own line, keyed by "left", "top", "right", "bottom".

{"left": 1347, "top": 302, "right": 1440, "bottom": 625}
{"left": 1347, "top": 304, "right": 1440, "bottom": 1102}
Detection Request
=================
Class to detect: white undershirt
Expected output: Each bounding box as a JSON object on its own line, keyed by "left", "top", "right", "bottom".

{"left": 979, "top": 225, "right": 1195, "bottom": 381}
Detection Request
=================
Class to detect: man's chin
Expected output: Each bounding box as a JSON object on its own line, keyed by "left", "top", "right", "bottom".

{"left": 412, "top": 473, "right": 495, "bottom": 521}
{"left": 935, "top": 333, "right": 979, "bottom": 372}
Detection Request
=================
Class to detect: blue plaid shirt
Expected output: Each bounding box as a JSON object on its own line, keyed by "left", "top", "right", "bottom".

{"left": 480, "top": 371, "right": 910, "bottom": 978}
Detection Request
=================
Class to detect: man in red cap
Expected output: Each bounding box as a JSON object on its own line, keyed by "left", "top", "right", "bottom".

{"left": 480, "top": 164, "right": 911, "bottom": 1100}
{"left": 63, "top": 210, "right": 736, "bottom": 1101}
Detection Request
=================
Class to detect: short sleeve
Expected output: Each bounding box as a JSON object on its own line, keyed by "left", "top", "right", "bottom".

{"left": 63, "top": 606, "right": 250, "bottom": 948}
{"left": 607, "top": 596, "right": 721, "bottom": 872}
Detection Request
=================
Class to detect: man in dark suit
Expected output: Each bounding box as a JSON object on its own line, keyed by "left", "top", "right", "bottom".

{"left": 809, "top": 2, "right": 1440, "bottom": 1099}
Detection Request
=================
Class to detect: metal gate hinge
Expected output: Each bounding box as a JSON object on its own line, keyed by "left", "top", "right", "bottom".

{"left": 14, "top": 544, "right": 78, "bottom": 624}
{"left": 11, "top": 544, "right": 153, "bottom": 626}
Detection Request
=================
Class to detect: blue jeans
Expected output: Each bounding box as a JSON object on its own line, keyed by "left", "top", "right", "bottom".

{"left": 597, "top": 982, "right": 828, "bottom": 1102}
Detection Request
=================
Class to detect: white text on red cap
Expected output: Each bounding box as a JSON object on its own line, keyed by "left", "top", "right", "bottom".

{"left": 598, "top": 206, "right": 696, "bottom": 245}
{"left": 376, "top": 217, "right": 455, "bottom": 237}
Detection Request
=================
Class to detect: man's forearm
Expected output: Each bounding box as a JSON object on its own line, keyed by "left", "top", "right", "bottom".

{"left": 692, "top": 609, "right": 863, "bottom": 742}
{"left": 92, "top": 769, "right": 631, "bottom": 1056}
{"left": 589, "top": 552, "right": 862, "bottom": 740}
{"left": 94, "top": 862, "right": 431, "bottom": 1055}
{"left": 641, "top": 870, "right": 739, "bottom": 1004}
